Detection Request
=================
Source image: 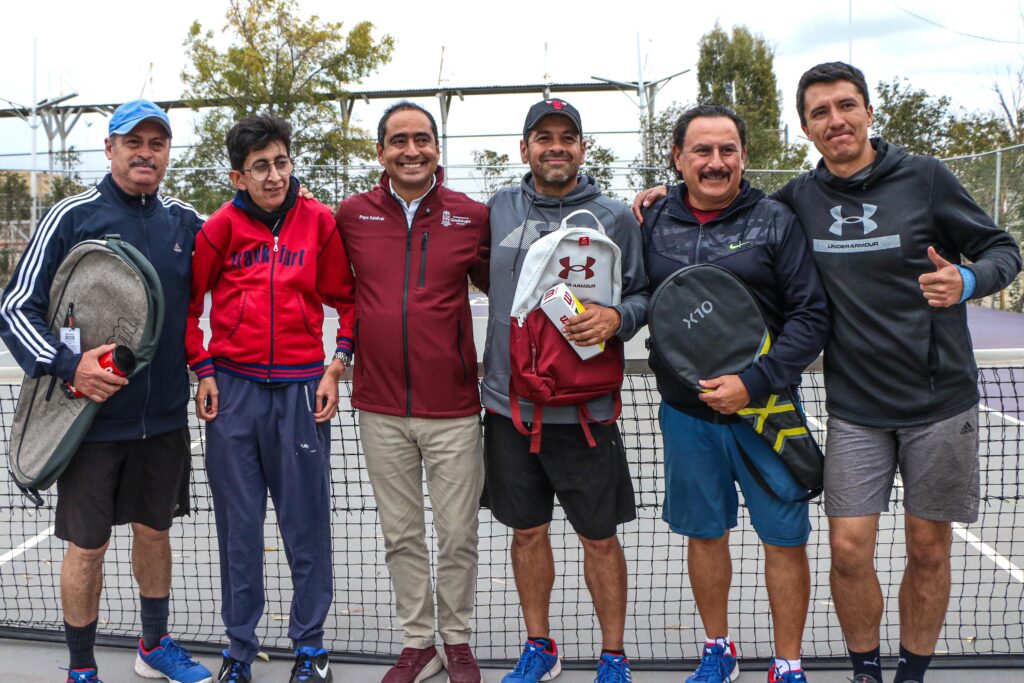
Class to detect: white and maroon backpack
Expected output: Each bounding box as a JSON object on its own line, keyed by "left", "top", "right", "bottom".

{"left": 508, "top": 209, "right": 625, "bottom": 452}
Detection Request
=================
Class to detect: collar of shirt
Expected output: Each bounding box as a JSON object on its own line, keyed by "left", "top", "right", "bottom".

{"left": 388, "top": 175, "right": 437, "bottom": 229}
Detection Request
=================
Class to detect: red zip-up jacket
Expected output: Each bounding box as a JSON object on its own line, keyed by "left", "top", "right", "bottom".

{"left": 335, "top": 167, "right": 489, "bottom": 418}
{"left": 187, "top": 194, "right": 355, "bottom": 382}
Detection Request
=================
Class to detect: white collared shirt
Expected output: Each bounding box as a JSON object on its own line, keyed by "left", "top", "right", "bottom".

{"left": 389, "top": 176, "right": 437, "bottom": 229}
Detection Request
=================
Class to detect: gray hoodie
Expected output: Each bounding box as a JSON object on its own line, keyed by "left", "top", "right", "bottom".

{"left": 482, "top": 173, "right": 649, "bottom": 422}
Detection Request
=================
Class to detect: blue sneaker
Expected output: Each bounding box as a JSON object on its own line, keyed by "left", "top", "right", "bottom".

{"left": 686, "top": 641, "right": 739, "bottom": 683}
{"left": 135, "top": 635, "right": 213, "bottom": 683}
{"left": 66, "top": 668, "right": 102, "bottom": 683}
{"left": 768, "top": 662, "right": 807, "bottom": 683}
{"left": 291, "top": 646, "right": 333, "bottom": 682}
{"left": 501, "top": 640, "right": 561, "bottom": 683}
{"left": 595, "top": 653, "right": 632, "bottom": 683}
{"left": 216, "top": 652, "right": 251, "bottom": 683}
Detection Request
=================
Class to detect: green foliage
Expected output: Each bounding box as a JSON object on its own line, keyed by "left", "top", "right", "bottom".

{"left": 169, "top": 0, "right": 394, "bottom": 208}
{"left": 0, "top": 172, "right": 31, "bottom": 226}
{"left": 45, "top": 150, "right": 87, "bottom": 206}
{"left": 696, "top": 23, "right": 807, "bottom": 170}
{"left": 583, "top": 136, "right": 619, "bottom": 198}
{"left": 629, "top": 101, "right": 689, "bottom": 190}
{"left": 471, "top": 149, "right": 517, "bottom": 197}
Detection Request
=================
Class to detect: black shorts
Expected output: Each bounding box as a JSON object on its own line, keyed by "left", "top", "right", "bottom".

{"left": 55, "top": 427, "right": 192, "bottom": 549}
{"left": 482, "top": 412, "right": 636, "bottom": 540}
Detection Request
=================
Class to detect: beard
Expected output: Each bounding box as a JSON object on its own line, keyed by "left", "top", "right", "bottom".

{"left": 538, "top": 167, "right": 575, "bottom": 187}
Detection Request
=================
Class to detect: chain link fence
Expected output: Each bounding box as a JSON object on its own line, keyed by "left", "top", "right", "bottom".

{"left": 1, "top": 145, "right": 1022, "bottom": 308}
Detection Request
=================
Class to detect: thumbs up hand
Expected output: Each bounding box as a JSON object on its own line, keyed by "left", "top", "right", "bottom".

{"left": 918, "top": 246, "right": 963, "bottom": 308}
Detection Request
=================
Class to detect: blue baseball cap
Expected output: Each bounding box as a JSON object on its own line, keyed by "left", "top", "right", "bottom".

{"left": 109, "top": 99, "right": 172, "bottom": 137}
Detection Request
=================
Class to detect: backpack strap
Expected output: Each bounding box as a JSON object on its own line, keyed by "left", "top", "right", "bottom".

{"left": 509, "top": 383, "right": 544, "bottom": 454}
{"left": 575, "top": 389, "right": 622, "bottom": 449}
{"left": 560, "top": 208, "right": 607, "bottom": 234}
{"left": 735, "top": 438, "right": 821, "bottom": 503}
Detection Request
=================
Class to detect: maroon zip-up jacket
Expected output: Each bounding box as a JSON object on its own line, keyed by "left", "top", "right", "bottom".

{"left": 335, "top": 167, "right": 490, "bottom": 418}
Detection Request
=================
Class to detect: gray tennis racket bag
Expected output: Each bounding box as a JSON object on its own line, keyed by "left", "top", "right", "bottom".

{"left": 648, "top": 264, "right": 824, "bottom": 497}
{"left": 7, "top": 237, "right": 164, "bottom": 504}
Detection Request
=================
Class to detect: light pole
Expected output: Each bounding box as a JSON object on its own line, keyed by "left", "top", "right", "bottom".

{"left": 1, "top": 92, "right": 79, "bottom": 227}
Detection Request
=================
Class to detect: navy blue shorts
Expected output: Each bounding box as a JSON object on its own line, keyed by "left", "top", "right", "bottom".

{"left": 660, "top": 402, "right": 810, "bottom": 546}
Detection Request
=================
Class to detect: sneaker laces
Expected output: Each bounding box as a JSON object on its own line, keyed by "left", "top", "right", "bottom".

{"left": 511, "top": 644, "right": 549, "bottom": 676}
{"left": 223, "top": 659, "right": 248, "bottom": 681}
{"left": 446, "top": 645, "right": 475, "bottom": 666}
{"left": 597, "top": 656, "right": 630, "bottom": 683}
{"left": 689, "top": 651, "right": 722, "bottom": 683}
{"left": 395, "top": 648, "right": 425, "bottom": 669}
{"left": 162, "top": 640, "right": 200, "bottom": 669}
{"left": 64, "top": 668, "right": 99, "bottom": 683}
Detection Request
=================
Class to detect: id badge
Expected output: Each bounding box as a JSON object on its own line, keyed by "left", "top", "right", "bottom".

{"left": 60, "top": 327, "right": 81, "bottom": 354}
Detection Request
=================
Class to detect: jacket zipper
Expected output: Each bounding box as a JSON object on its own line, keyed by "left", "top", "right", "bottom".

{"left": 694, "top": 223, "right": 705, "bottom": 262}
{"left": 267, "top": 219, "right": 283, "bottom": 382}
{"left": 139, "top": 195, "right": 151, "bottom": 439}
{"left": 392, "top": 196, "right": 432, "bottom": 417}
{"left": 417, "top": 232, "right": 429, "bottom": 288}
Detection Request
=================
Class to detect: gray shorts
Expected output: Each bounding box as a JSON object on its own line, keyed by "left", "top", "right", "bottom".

{"left": 824, "top": 406, "right": 980, "bottom": 523}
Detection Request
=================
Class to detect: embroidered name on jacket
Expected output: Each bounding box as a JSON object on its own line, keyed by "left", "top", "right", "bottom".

{"left": 231, "top": 243, "right": 306, "bottom": 270}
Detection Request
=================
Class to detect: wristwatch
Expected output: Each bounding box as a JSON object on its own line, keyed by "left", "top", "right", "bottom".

{"left": 333, "top": 351, "right": 352, "bottom": 367}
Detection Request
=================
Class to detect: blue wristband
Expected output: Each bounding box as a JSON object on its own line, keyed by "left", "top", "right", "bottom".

{"left": 955, "top": 265, "right": 976, "bottom": 303}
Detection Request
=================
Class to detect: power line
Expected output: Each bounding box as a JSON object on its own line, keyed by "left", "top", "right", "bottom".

{"left": 890, "top": 2, "right": 1024, "bottom": 45}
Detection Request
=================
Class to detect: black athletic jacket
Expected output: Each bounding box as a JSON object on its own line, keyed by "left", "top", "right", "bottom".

{"left": 643, "top": 180, "right": 830, "bottom": 421}
{"left": 775, "top": 139, "right": 1021, "bottom": 427}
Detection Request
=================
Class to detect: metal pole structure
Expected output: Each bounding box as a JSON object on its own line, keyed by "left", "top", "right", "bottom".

{"left": 636, "top": 34, "right": 648, "bottom": 169}
{"left": 848, "top": 0, "right": 853, "bottom": 63}
{"left": 30, "top": 39, "right": 38, "bottom": 229}
{"left": 993, "top": 149, "right": 1004, "bottom": 309}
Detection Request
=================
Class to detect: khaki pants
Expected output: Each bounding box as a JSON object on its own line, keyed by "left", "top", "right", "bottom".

{"left": 359, "top": 411, "right": 484, "bottom": 648}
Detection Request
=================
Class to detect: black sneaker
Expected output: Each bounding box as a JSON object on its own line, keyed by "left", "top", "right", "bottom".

{"left": 290, "top": 646, "right": 333, "bottom": 683}
{"left": 217, "top": 651, "right": 251, "bottom": 683}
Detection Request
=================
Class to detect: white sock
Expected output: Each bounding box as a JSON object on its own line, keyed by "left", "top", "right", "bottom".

{"left": 773, "top": 657, "right": 801, "bottom": 675}
{"left": 704, "top": 635, "right": 731, "bottom": 648}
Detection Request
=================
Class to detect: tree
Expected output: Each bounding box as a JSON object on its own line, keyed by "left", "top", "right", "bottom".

{"left": 472, "top": 149, "right": 517, "bottom": 198}
{"left": 583, "top": 136, "right": 620, "bottom": 198}
{"left": 696, "top": 23, "right": 807, "bottom": 169}
{"left": 169, "top": 0, "right": 394, "bottom": 211}
{"left": 629, "top": 101, "right": 689, "bottom": 190}
{"left": 45, "top": 150, "right": 86, "bottom": 206}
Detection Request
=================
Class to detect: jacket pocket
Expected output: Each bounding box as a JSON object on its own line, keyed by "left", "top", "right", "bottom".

{"left": 225, "top": 292, "right": 248, "bottom": 341}
{"left": 295, "top": 292, "right": 319, "bottom": 340}
{"left": 417, "top": 232, "right": 429, "bottom": 288}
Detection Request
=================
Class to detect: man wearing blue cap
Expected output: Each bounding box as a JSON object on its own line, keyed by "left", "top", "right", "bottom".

{"left": 0, "top": 100, "right": 212, "bottom": 683}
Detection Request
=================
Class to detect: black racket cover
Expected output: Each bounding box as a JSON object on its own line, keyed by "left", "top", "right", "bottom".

{"left": 649, "top": 264, "right": 823, "bottom": 494}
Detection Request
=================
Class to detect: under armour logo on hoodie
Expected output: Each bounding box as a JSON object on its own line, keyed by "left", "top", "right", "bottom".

{"left": 829, "top": 204, "right": 878, "bottom": 236}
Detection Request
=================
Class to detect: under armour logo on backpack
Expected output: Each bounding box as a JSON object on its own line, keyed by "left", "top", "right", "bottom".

{"left": 559, "top": 256, "right": 596, "bottom": 279}
{"left": 829, "top": 204, "right": 878, "bottom": 236}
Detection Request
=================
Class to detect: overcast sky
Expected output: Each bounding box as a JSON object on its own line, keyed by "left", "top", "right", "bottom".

{"left": 0, "top": 0, "right": 1021, "bottom": 175}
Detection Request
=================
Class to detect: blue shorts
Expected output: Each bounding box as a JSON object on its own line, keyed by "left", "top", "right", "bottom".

{"left": 660, "top": 402, "right": 811, "bottom": 546}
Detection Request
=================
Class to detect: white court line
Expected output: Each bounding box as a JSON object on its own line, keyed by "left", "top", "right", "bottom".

{"left": 0, "top": 525, "right": 55, "bottom": 566}
{"left": 808, "top": 408, "right": 1023, "bottom": 584}
{"left": 980, "top": 402, "right": 1024, "bottom": 427}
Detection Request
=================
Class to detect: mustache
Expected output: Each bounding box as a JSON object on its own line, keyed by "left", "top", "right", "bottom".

{"left": 540, "top": 153, "right": 572, "bottom": 162}
{"left": 699, "top": 170, "right": 730, "bottom": 181}
{"left": 129, "top": 159, "right": 158, "bottom": 170}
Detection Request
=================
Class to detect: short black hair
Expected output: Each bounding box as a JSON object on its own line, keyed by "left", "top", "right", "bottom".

{"left": 377, "top": 101, "right": 439, "bottom": 147}
{"left": 669, "top": 104, "right": 746, "bottom": 178}
{"left": 796, "top": 62, "right": 871, "bottom": 125}
{"left": 225, "top": 114, "right": 292, "bottom": 171}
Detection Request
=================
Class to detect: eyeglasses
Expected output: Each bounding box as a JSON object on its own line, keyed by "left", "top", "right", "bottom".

{"left": 242, "top": 156, "right": 293, "bottom": 182}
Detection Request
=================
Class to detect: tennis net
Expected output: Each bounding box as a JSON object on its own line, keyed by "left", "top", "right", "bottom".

{"left": 1, "top": 356, "right": 1022, "bottom": 666}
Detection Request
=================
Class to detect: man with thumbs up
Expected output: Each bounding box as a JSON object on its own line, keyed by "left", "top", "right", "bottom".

{"left": 772, "top": 63, "right": 1022, "bottom": 683}
{"left": 634, "top": 63, "right": 1021, "bottom": 683}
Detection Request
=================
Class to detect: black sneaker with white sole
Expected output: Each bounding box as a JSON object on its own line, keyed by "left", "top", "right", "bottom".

{"left": 290, "top": 646, "right": 333, "bottom": 683}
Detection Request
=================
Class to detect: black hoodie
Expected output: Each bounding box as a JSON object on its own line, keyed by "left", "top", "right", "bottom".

{"left": 775, "top": 138, "right": 1021, "bottom": 427}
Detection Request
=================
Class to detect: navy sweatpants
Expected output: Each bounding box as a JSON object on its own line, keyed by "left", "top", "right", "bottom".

{"left": 205, "top": 372, "right": 333, "bottom": 663}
